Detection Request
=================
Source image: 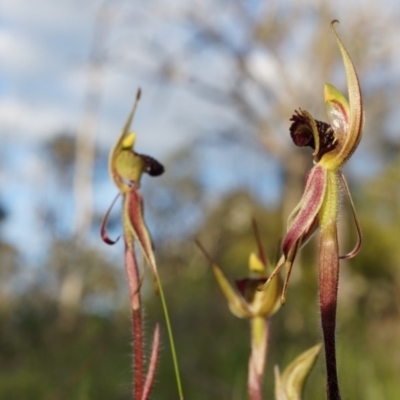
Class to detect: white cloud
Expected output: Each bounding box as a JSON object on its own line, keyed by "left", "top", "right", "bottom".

{"left": 0, "top": 29, "right": 46, "bottom": 74}
{"left": 0, "top": 97, "right": 77, "bottom": 141}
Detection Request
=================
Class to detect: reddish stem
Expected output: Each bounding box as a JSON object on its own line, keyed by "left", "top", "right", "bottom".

{"left": 319, "top": 222, "right": 341, "bottom": 400}
{"left": 141, "top": 324, "right": 161, "bottom": 400}
{"left": 125, "top": 242, "right": 144, "bottom": 399}
{"left": 248, "top": 317, "right": 269, "bottom": 400}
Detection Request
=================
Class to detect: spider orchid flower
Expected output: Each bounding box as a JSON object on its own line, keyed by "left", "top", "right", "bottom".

{"left": 197, "top": 221, "right": 281, "bottom": 400}
{"left": 261, "top": 21, "right": 364, "bottom": 400}
{"left": 100, "top": 89, "right": 166, "bottom": 400}
{"left": 101, "top": 88, "right": 164, "bottom": 284}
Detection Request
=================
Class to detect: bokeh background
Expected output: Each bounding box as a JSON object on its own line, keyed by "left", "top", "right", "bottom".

{"left": 1, "top": 1, "right": 400, "bottom": 399}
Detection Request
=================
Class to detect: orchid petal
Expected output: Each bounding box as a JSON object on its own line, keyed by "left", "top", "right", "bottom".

{"left": 257, "top": 269, "right": 281, "bottom": 316}
{"left": 274, "top": 343, "right": 322, "bottom": 400}
{"left": 249, "top": 253, "right": 266, "bottom": 274}
{"left": 252, "top": 218, "right": 267, "bottom": 267}
{"left": 338, "top": 172, "right": 362, "bottom": 260}
{"left": 320, "top": 21, "right": 364, "bottom": 169}
{"left": 195, "top": 240, "right": 252, "bottom": 318}
{"left": 282, "top": 165, "right": 327, "bottom": 255}
{"left": 109, "top": 89, "right": 143, "bottom": 191}
{"left": 257, "top": 254, "right": 285, "bottom": 293}
{"left": 124, "top": 189, "right": 158, "bottom": 281}
{"left": 100, "top": 193, "right": 121, "bottom": 245}
{"left": 214, "top": 265, "right": 252, "bottom": 318}
{"left": 280, "top": 242, "right": 299, "bottom": 305}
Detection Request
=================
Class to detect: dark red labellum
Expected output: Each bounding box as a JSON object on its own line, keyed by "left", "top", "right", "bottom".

{"left": 139, "top": 154, "right": 165, "bottom": 177}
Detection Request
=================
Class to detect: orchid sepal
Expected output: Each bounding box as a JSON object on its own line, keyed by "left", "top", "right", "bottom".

{"left": 282, "top": 165, "right": 327, "bottom": 256}
{"left": 274, "top": 343, "right": 322, "bottom": 400}
{"left": 109, "top": 89, "right": 143, "bottom": 192}
{"left": 319, "top": 21, "right": 364, "bottom": 170}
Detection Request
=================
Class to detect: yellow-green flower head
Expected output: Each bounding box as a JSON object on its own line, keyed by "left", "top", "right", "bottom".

{"left": 197, "top": 240, "right": 281, "bottom": 319}
{"left": 289, "top": 21, "right": 364, "bottom": 171}
{"left": 109, "top": 89, "right": 164, "bottom": 194}
{"left": 260, "top": 21, "right": 363, "bottom": 307}
{"left": 261, "top": 22, "right": 363, "bottom": 398}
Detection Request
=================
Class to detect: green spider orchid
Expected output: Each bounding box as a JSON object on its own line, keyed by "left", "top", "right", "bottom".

{"left": 101, "top": 90, "right": 184, "bottom": 400}
{"left": 260, "top": 21, "right": 364, "bottom": 400}
{"left": 197, "top": 221, "right": 281, "bottom": 400}
{"left": 101, "top": 89, "right": 164, "bottom": 282}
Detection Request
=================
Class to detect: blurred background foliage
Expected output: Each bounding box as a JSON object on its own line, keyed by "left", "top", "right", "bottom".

{"left": 1, "top": 0, "right": 400, "bottom": 399}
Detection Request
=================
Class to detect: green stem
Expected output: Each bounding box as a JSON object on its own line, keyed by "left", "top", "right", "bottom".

{"left": 248, "top": 317, "right": 269, "bottom": 400}
{"left": 155, "top": 273, "right": 184, "bottom": 399}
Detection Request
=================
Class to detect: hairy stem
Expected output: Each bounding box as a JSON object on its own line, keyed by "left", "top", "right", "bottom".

{"left": 319, "top": 222, "right": 340, "bottom": 400}
{"left": 125, "top": 243, "right": 144, "bottom": 399}
{"left": 318, "top": 170, "right": 341, "bottom": 400}
{"left": 248, "top": 317, "right": 269, "bottom": 400}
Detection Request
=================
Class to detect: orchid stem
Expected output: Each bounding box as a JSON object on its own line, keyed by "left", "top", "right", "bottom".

{"left": 248, "top": 317, "right": 269, "bottom": 400}
{"left": 132, "top": 308, "right": 144, "bottom": 398}
{"left": 155, "top": 273, "right": 184, "bottom": 399}
{"left": 319, "top": 225, "right": 341, "bottom": 400}
{"left": 125, "top": 244, "right": 144, "bottom": 399}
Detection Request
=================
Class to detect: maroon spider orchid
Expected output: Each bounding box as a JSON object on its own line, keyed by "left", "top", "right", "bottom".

{"left": 260, "top": 21, "right": 364, "bottom": 400}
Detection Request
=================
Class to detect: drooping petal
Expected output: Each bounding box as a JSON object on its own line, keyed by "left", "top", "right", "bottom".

{"left": 320, "top": 21, "right": 364, "bottom": 169}
{"left": 195, "top": 240, "right": 252, "bottom": 318}
{"left": 338, "top": 171, "right": 362, "bottom": 260}
{"left": 282, "top": 165, "right": 327, "bottom": 255}
{"left": 100, "top": 193, "right": 121, "bottom": 245}
{"left": 259, "top": 167, "right": 325, "bottom": 302}
{"left": 274, "top": 343, "right": 322, "bottom": 400}
{"left": 214, "top": 263, "right": 253, "bottom": 318}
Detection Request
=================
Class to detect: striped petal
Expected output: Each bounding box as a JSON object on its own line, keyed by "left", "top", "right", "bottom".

{"left": 320, "top": 21, "right": 364, "bottom": 170}
{"left": 282, "top": 165, "right": 327, "bottom": 255}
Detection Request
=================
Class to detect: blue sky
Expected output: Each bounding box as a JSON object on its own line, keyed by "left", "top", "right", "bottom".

{"left": 1, "top": 0, "right": 399, "bottom": 266}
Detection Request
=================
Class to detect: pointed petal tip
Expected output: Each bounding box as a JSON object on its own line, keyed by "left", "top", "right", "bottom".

{"left": 331, "top": 19, "right": 339, "bottom": 28}
{"left": 249, "top": 252, "right": 265, "bottom": 274}
{"left": 101, "top": 232, "right": 121, "bottom": 245}
{"left": 276, "top": 343, "right": 322, "bottom": 399}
